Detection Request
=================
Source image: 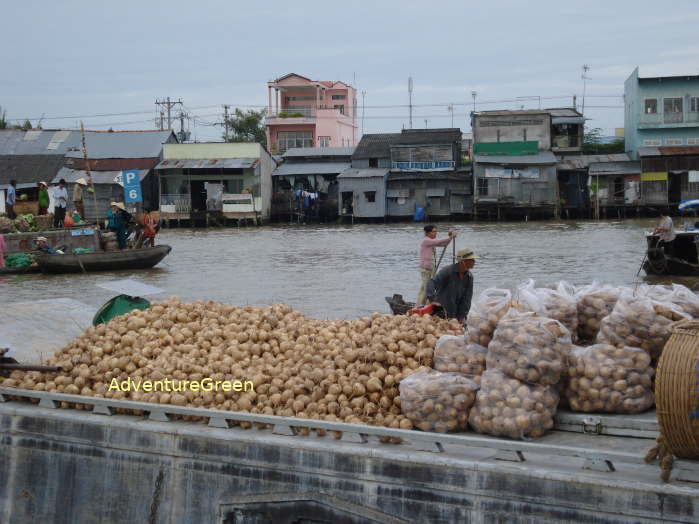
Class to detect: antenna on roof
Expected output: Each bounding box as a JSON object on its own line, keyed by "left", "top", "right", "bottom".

{"left": 408, "top": 77, "right": 413, "bottom": 130}
{"left": 581, "top": 65, "right": 590, "bottom": 117}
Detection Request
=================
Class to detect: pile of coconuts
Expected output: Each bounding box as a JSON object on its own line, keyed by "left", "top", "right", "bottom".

{"left": 3, "top": 297, "right": 463, "bottom": 433}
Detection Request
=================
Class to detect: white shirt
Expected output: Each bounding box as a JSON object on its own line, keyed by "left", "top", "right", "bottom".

{"left": 54, "top": 186, "right": 68, "bottom": 208}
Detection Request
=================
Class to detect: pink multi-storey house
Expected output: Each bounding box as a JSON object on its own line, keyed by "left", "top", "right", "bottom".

{"left": 266, "top": 73, "right": 358, "bottom": 153}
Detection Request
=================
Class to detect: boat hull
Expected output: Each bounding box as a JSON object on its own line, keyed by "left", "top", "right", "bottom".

{"left": 36, "top": 245, "right": 172, "bottom": 274}
{"left": 643, "top": 232, "right": 699, "bottom": 276}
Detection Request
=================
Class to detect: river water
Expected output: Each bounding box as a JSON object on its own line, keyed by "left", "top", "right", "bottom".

{"left": 2, "top": 219, "right": 695, "bottom": 318}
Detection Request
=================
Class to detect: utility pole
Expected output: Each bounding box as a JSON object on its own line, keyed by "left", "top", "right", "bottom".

{"left": 223, "top": 105, "right": 230, "bottom": 142}
{"left": 447, "top": 104, "right": 454, "bottom": 128}
{"left": 408, "top": 77, "right": 413, "bottom": 129}
{"left": 581, "top": 65, "right": 590, "bottom": 117}
{"left": 155, "top": 97, "right": 183, "bottom": 130}
{"left": 361, "top": 91, "right": 366, "bottom": 136}
{"left": 471, "top": 91, "right": 477, "bottom": 131}
{"left": 80, "top": 121, "right": 99, "bottom": 224}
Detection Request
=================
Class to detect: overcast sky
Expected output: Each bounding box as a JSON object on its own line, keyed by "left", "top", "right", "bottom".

{"left": 2, "top": 0, "right": 698, "bottom": 141}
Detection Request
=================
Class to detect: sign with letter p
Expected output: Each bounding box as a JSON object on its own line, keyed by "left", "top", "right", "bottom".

{"left": 122, "top": 169, "right": 143, "bottom": 203}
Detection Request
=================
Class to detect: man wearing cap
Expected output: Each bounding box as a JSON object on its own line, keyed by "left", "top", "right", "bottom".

{"left": 426, "top": 247, "right": 476, "bottom": 324}
{"left": 53, "top": 179, "right": 68, "bottom": 227}
{"left": 38, "top": 182, "right": 50, "bottom": 215}
{"left": 73, "top": 178, "right": 88, "bottom": 220}
{"left": 35, "top": 236, "right": 60, "bottom": 254}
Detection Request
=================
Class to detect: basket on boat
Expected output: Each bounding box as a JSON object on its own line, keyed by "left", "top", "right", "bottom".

{"left": 655, "top": 319, "right": 699, "bottom": 459}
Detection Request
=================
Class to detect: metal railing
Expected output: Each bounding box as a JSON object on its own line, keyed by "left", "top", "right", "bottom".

{"left": 160, "top": 194, "right": 191, "bottom": 214}
{"left": 0, "top": 386, "right": 676, "bottom": 476}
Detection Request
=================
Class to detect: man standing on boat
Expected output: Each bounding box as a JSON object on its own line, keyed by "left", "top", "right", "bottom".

{"left": 417, "top": 225, "right": 456, "bottom": 306}
{"left": 5, "top": 180, "right": 17, "bottom": 219}
{"left": 53, "top": 179, "right": 68, "bottom": 228}
{"left": 72, "top": 178, "right": 88, "bottom": 220}
{"left": 653, "top": 213, "right": 676, "bottom": 256}
{"left": 426, "top": 248, "right": 476, "bottom": 324}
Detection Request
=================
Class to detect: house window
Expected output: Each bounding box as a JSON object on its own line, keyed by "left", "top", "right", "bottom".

{"left": 496, "top": 129, "right": 501, "bottom": 142}
{"left": 334, "top": 104, "right": 345, "bottom": 115}
{"left": 691, "top": 97, "right": 699, "bottom": 112}
{"left": 644, "top": 99, "right": 658, "bottom": 114}
{"left": 319, "top": 136, "right": 331, "bottom": 147}
{"left": 364, "top": 191, "right": 376, "bottom": 203}
{"left": 477, "top": 178, "right": 489, "bottom": 196}
{"left": 224, "top": 179, "right": 244, "bottom": 193}
{"left": 666, "top": 138, "right": 684, "bottom": 146}
{"left": 331, "top": 94, "right": 346, "bottom": 100}
{"left": 277, "top": 131, "right": 313, "bottom": 152}
{"left": 688, "top": 138, "right": 699, "bottom": 145}
{"left": 664, "top": 97, "right": 683, "bottom": 123}
{"left": 523, "top": 129, "right": 527, "bottom": 141}
{"left": 643, "top": 139, "right": 662, "bottom": 146}
{"left": 369, "top": 158, "right": 378, "bottom": 168}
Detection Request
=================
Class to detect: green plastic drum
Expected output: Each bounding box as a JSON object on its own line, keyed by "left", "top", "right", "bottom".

{"left": 93, "top": 294, "right": 151, "bottom": 326}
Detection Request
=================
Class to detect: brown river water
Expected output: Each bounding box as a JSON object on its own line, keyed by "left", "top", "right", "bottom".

{"left": 2, "top": 218, "right": 697, "bottom": 318}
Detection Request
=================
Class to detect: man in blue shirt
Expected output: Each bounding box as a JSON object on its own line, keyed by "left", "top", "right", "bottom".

{"left": 35, "top": 236, "right": 60, "bottom": 254}
{"left": 5, "top": 179, "right": 17, "bottom": 219}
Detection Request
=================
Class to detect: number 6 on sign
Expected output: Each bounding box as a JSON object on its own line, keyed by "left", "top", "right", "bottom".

{"left": 122, "top": 169, "right": 143, "bottom": 203}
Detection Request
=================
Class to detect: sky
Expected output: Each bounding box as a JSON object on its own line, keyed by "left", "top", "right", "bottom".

{"left": 2, "top": 0, "right": 698, "bottom": 142}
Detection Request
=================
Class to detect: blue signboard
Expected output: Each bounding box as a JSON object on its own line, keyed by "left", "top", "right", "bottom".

{"left": 122, "top": 170, "right": 142, "bottom": 204}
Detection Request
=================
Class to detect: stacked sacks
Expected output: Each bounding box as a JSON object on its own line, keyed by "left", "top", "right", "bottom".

{"left": 433, "top": 335, "right": 486, "bottom": 383}
{"left": 399, "top": 368, "right": 479, "bottom": 432}
{"left": 565, "top": 344, "right": 654, "bottom": 414}
{"left": 576, "top": 282, "right": 621, "bottom": 341}
{"left": 471, "top": 309, "right": 571, "bottom": 439}
{"left": 514, "top": 279, "right": 579, "bottom": 342}
{"left": 596, "top": 289, "right": 689, "bottom": 360}
{"left": 638, "top": 283, "right": 699, "bottom": 319}
{"left": 465, "top": 288, "right": 512, "bottom": 347}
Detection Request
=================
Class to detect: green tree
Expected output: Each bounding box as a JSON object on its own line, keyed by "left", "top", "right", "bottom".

{"left": 223, "top": 108, "right": 267, "bottom": 146}
{"left": 0, "top": 106, "right": 8, "bottom": 129}
{"left": 582, "top": 127, "right": 625, "bottom": 154}
{"left": 18, "top": 119, "right": 32, "bottom": 131}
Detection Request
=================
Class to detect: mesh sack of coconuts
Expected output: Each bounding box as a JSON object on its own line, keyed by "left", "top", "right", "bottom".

{"left": 469, "top": 369, "right": 560, "bottom": 440}
{"left": 595, "top": 288, "right": 689, "bottom": 360}
{"left": 575, "top": 282, "right": 621, "bottom": 342}
{"left": 3, "top": 298, "right": 467, "bottom": 433}
{"left": 464, "top": 288, "right": 512, "bottom": 347}
{"left": 398, "top": 368, "right": 479, "bottom": 433}
{"left": 433, "top": 335, "right": 486, "bottom": 382}
{"left": 637, "top": 283, "right": 699, "bottom": 319}
{"left": 564, "top": 344, "right": 654, "bottom": 414}
{"left": 511, "top": 279, "right": 579, "bottom": 343}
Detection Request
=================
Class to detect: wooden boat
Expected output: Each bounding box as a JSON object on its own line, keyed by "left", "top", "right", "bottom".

{"left": 36, "top": 245, "right": 172, "bottom": 274}
{"left": 385, "top": 294, "right": 415, "bottom": 315}
{"left": 0, "top": 265, "right": 41, "bottom": 275}
{"left": 643, "top": 231, "right": 699, "bottom": 276}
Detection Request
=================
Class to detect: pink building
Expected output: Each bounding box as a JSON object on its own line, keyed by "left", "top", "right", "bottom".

{"left": 266, "top": 73, "right": 358, "bottom": 153}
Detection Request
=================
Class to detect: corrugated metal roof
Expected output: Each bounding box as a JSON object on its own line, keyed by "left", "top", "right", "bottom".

{"left": 337, "top": 168, "right": 389, "bottom": 179}
{"left": 352, "top": 133, "right": 401, "bottom": 160}
{"left": 0, "top": 129, "right": 174, "bottom": 158}
{"left": 282, "top": 146, "right": 355, "bottom": 158}
{"left": 394, "top": 128, "right": 462, "bottom": 146}
{"left": 638, "top": 146, "right": 699, "bottom": 156}
{"left": 552, "top": 116, "right": 584, "bottom": 124}
{"left": 475, "top": 109, "right": 549, "bottom": 116}
{"left": 475, "top": 151, "right": 557, "bottom": 165}
{"left": 64, "top": 130, "right": 174, "bottom": 159}
{"left": 274, "top": 162, "right": 350, "bottom": 176}
{"left": 154, "top": 158, "right": 257, "bottom": 170}
{"left": 556, "top": 153, "right": 631, "bottom": 169}
{"left": 53, "top": 167, "right": 148, "bottom": 185}
{"left": 0, "top": 154, "right": 66, "bottom": 186}
{"left": 588, "top": 161, "right": 641, "bottom": 175}
{"left": 546, "top": 108, "right": 582, "bottom": 117}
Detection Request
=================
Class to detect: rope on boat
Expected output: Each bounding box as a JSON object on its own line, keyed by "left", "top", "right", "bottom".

{"left": 644, "top": 435, "right": 674, "bottom": 482}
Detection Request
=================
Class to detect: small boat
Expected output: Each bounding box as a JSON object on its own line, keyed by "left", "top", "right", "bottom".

{"left": 36, "top": 245, "right": 172, "bottom": 274}
{"left": 643, "top": 231, "right": 699, "bottom": 276}
{"left": 385, "top": 294, "right": 415, "bottom": 315}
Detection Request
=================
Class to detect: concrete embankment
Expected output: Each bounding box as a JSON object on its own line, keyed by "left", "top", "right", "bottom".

{"left": 1, "top": 401, "right": 698, "bottom": 523}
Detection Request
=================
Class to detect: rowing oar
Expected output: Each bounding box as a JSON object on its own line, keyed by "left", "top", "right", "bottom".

{"left": 434, "top": 238, "right": 454, "bottom": 272}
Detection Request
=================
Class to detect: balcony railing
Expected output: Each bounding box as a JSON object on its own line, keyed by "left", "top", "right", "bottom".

{"left": 552, "top": 135, "right": 582, "bottom": 149}
{"left": 391, "top": 161, "right": 455, "bottom": 171}
{"left": 160, "top": 194, "right": 191, "bottom": 214}
{"left": 638, "top": 112, "right": 699, "bottom": 126}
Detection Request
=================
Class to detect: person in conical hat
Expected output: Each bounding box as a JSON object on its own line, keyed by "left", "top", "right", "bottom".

{"left": 72, "top": 178, "right": 88, "bottom": 220}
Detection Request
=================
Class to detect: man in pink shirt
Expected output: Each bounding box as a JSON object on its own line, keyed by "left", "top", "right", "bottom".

{"left": 417, "top": 224, "right": 456, "bottom": 305}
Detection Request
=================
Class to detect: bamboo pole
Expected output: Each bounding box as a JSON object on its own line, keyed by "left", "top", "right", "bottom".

{"left": 80, "top": 122, "right": 99, "bottom": 225}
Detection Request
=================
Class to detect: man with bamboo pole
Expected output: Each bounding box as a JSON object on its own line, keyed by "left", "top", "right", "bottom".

{"left": 416, "top": 224, "right": 456, "bottom": 306}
